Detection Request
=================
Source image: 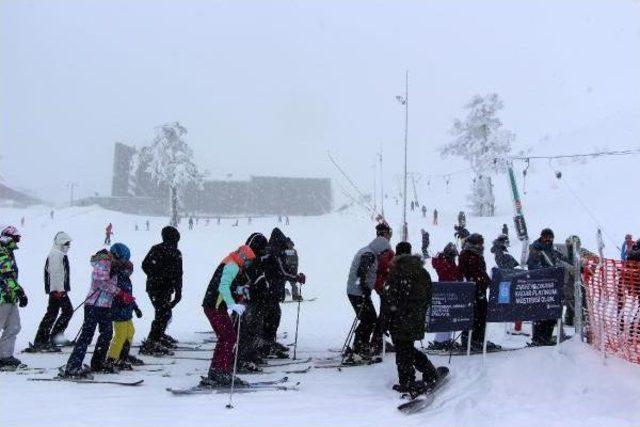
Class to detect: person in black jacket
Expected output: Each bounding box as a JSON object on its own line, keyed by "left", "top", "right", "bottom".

{"left": 491, "top": 234, "right": 519, "bottom": 270}
{"left": 384, "top": 242, "right": 443, "bottom": 394}
{"left": 140, "top": 226, "right": 183, "bottom": 355}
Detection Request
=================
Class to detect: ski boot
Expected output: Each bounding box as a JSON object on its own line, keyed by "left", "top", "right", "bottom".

{"left": 115, "top": 359, "right": 133, "bottom": 371}
{"left": 427, "top": 340, "right": 450, "bottom": 351}
{"left": 60, "top": 364, "right": 94, "bottom": 380}
{"left": 485, "top": 341, "right": 502, "bottom": 352}
{"left": 238, "top": 360, "right": 263, "bottom": 373}
{"left": 139, "top": 340, "right": 175, "bottom": 356}
{"left": 125, "top": 354, "right": 145, "bottom": 366}
{"left": 23, "top": 342, "right": 61, "bottom": 353}
{"left": 159, "top": 335, "right": 178, "bottom": 349}
{"left": 0, "top": 356, "right": 25, "bottom": 371}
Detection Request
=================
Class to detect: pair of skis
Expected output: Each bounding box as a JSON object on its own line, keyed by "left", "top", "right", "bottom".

{"left": 167, "top": 376, "right": 299, "bottom": 395}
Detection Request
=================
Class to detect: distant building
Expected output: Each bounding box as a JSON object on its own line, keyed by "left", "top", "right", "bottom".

{"left": 79, "top": 142, "right": 332, "bottom": 216}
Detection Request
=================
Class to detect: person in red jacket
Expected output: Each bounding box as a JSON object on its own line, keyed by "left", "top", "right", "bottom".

{"left": 428, "top": 243, "right": 463, "bottom": 350}
{"left": 371, "top": 247, "right": 395, "bottom": 355}
{"left": 458, "top": 233, "right": 500, "bottom": 351}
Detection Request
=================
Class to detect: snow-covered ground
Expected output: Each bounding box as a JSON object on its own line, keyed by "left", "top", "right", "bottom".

{"left": 1, "top": 155, "right": 640, "bottom": 427}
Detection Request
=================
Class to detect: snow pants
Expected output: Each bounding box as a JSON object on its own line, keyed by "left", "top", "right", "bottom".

{"left": 461, "top": 297, "right": 487, "bottom": 345}
{"left": 393, "top": 338, "right": 438, "bottom": 386}
{"left": 238, "top": 302, "right": 265, "bottom": 363}
{"left": 66, "top": 305, "right": 112, "bottom": 371}
{"left": 263, "top": 298, "right": 282, "bottom": 344}
{"left": 532, "top": 319, "right": 556, "bottom": 344}
{"left": 204, "top": 306, "right": 236, "bottom": 373}
{"left": 348, "top": 295, "right": 377, "bottom": 354}
{"left": 147, "top": 291, "right": 172, "bottom": 342}
{"left": 0, "top": 303, "right": 20, "bottom": 358}
{"left": 107, "top": 320, "right": 135, "bottom": 360}
{"left": 34, "top": 293, "right": 73, "bottom": 345}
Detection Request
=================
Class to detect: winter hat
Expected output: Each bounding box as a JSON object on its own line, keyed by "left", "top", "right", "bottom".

{"left": 110, "top": 243, "right": 131, "bottom": 261}
{"left": 443, "top": 242, "right": 458, "bottom": 258}
{"left": 1, "top": 225, "right": 20, "bottom": 240}
{"left": 540, "top": 228, "right": 555, "bottom": 239}
{"left": 466, "top": 233, "right": 484, "bottom": 246}
{"left": 246, "top": 233, "right": 268, "bottom": 257}
{"left": 396, "top": 242, "right": 412, "bottom": 256}
{"left": 236, "top": 245, "right": 256, "bottom": 266}
{"left": 375, "top": 222, "right": 392, "bottom": 237}
{"left": 54, "top": 231, "right": 72, "bottom": 247}
{"left": 161, "top": 226, "right": 180, "bottom": 244}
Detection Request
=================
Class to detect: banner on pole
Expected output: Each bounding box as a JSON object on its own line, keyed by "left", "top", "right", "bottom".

{"left": 426, "top": 282, "right": 476, "bottom": 332}
{"left": 487, "top": 267, "right": 564, "bottom": 322}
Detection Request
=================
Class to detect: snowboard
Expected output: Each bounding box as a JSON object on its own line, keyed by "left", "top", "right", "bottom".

{"left": 398, "top": 367, "right": 450, "bottom": 414}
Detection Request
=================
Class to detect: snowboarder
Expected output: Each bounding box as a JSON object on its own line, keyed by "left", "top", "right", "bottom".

{"left": 140, "top": 226, "right": 183, "bottom": 355}
{"left": 344, "top": 222, "right": 392, "bottom": 361}
{"left": 491, "top": 234, "right": 519, "bottom": 270}
{"left": 188, "top": 217, "right": 194, "bottom": 230}
{"left": 384, "top": 242, "right": 443, "bottom": 394}
{"left": 527, "top": 228, "right": 566, "bottom": 346}
{"left": 262, "top": 228, "right": 306, "bottom": 357}
{"left": 433, "top": 209, "right": 438, "bottom": 226}
{"left": 62, "top": 248, "right": 134, "bottom": 377}
{"left": 32, "top": 232, "right": 74, "bottom": 350}
{"left": 459, "top": 233, "right": 500, "bottom": 351}
{"left": 0, "top": 226, "right": 28, "bottom": 370}
{"left": 621, "top": 234, "right": 634, "bottom": 261}
{"left": 428, "top": 243, "right": 464, "bottom": 350}
{"left": 106, "top": 243, "right": 143, "bottom": 370}
{"left": 421, "top": 205, "right": 427, "bottom": 218}
{"left": 104, "top": 223, "right": 113, "bottom": 245}
{"left": 200, "top": 245, "right": 256, "bottom": 387}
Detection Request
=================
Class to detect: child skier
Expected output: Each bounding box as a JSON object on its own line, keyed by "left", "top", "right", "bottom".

{"left": 32, "top": 232, "right": 74, "bottom": 350}
{"left": 106, "top": 243, "right": 143, "bottom": 370}
{"left": 0, "top": 226, "right": 28, "bottom": 369}
{"left": 62, "top": 248, "right": 134, "bottom": 378}
{"left": 201, "top": 245, "right": 256, "bottom": 387}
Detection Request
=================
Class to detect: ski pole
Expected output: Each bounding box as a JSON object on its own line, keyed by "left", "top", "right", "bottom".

{"left": 70, "top": 289, "right": 101, "bottom": 343}
{"left": 448, "top": 331, "right": 464, "bottom": 364}
{"left": 293, "top": 290, "right": 303, "bottom": 361}
{"left": 340, "top": 300, "right": 365, "bottom": 363}
{"left": 226, "top": 313, "right": 242, "bottom": 410}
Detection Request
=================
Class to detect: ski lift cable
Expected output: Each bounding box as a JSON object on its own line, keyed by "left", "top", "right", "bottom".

{"left": 327, "top": 151, "right": 376, "bottom": 214}
{"left": 508, "top": 148, "right": 640, "bottom": 161}
{"left": 545, "top": 160, "right": 621, "bottom": 251}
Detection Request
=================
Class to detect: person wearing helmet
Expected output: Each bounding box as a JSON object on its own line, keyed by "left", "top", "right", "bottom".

{"left": 31, "top": 232, "right": 74, "bottom": 351}
{"left": 0, "top": 226, "right": 28, "bottom": 369}
{"left": 201, "top": 245, "right": 256, "bottom": 387}
{"left": 140, "top": 226, "right": 183, "bottom": 355}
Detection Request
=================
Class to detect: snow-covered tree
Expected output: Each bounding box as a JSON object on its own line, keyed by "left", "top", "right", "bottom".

{"left": 440, "top": 94, "right": 514, "bottom": 216}
{"left": 140, "top": 122, "right": 201, "bottom": 226}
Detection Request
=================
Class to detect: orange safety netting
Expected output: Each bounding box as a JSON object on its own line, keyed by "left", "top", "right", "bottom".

{"left": 582, "top": 256, "right": 640, "bottom": 364}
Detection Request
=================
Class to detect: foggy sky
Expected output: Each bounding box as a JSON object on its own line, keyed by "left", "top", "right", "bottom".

{"left": 1, "top": 0, "right": 639, "bottom": 204}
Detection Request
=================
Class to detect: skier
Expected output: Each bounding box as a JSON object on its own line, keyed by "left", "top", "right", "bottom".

{"left": 0, "top": 226, "right": 28, "bottom": 369}
{"left": 621, "top": 234, "right": 634, "bottom": 261}
{"left": 421, "top": 205, "right": 427, "bottom": 218}
{"left": 62, "top": 248, "right": 134, "bottom": 377}
{"left": 502, "top": 223, "right": 509, "bottom": 237}
{"left": 104, "top": 223, "right": 113, "bottom": 245}
{"left": 370, "top": 240, "right": 395, "bottom": 356}
{"left": 527, "top": 228, "right": 566, "bottom": 346}
{"left": 384, "top": 242, "right": 444, "bottom": 394}
{"left": 262, "top": 228, "right": 306, "bottom": 357}
{"left": 410, "top": 201, "right": 415, "bottom": 211}
{"left": 145, "top": 220, "right": 150, "bottom": 231}
{"left": 200, "top": 245, "right": 256, "bottom": 387}
{"left": 428, "top": 243, "right": 463, "bottom": 350}
{"left": 32, "top": 232, "right": 74, "bottom": 350}
{"left": 284, "top": 238, "right": 302, "bottom": 301}
{"left": 188, "top": 217, "right": 194, "bottom": 230}
{"left": 140, "top": 226, "right": 183, "bottom": 355}
{"left": 433, "top": 209, "right": 438, "bottom": 226}
{"left": 458, "top": 233, "right": 500, "bottom": 351}
{"left": 344, "top": 222, "right": 392, "bottom": 361}
{"left": 491, "top": 234, "right": 519, "bottom": 270}
{"left": 20, "top": 217, "right": 25, "bottom": 228}
{"left": 50, "top": 210, "right": 55, "bottom": 220}
{"left": 105, "top": 243, "right": 143, "bottom": 370}
{"left": 285, "top": 216, "right": 290, "bottom": 226}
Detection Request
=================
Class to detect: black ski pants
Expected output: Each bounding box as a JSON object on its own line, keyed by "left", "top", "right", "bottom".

{"left": 238, "top": 302, "right": 265, "bottom": 363}
{"left": 532, "top": 319, "right": 556, "bottom": 343}
{"left": 348, "top": 294, "right": 377, "bottom": 353}
{"left": 393, "top": 338, "right": 438, "bottom": 386}
{"left": 262, "top": 298, "right": 282, "bottom": 344}
{"left": 461, "top": 296, "right": 487, "bottom": 345}
{"left": 34, "top": 293, "right": 73, "bottom": 345}
{"left": 147, "top": 291, "right": 172, "bottom": 342}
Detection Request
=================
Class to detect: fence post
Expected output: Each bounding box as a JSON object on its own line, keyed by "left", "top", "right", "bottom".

{"left": 596, "top": 228, "right": 607, "bottom": 364}
{"left": 572, "top": 238, "right": 584, "bottom": 342}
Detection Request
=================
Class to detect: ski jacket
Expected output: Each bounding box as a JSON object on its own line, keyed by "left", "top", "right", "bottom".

{"left": 202, "top": 246, "right": 255, "bottom": 310}
{"left": 264, "top": 228, "right": 299, "bottom": 301}
{"left": 374, "top": 249, "right": 395, "bottom": 293}
{"left": 142, "top": 241, "right": 183, "bottom": 295}
{"left": 431, "top": 253, "right": 463, "bottom": 281}
{"left": 383, "top": 254, "right": 432, "bottom": 341}
{"left": 491, "top": 242, "right": 519, "bottom": 270}
{"left": 459, "top": 243, "right": 490, "bottom": 298}
{"left": 110, "top": 259, "right": 138, "bottom": 321}
{"left": 346, "top": 237, "right": 392, "bottom": 297}
{"left": 44, "top": 232, "right": 72, "bottom": 294}
{"left": 0, "top": 241, "right": 23, "bottom": 305}
{"left": 527, "top": 239, "right": 564, "bottom": 270}
{"left": 85, "top": 250, "right": 120, "bottom": 308}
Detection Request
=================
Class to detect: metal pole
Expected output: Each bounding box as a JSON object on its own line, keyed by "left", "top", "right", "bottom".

{"left": 572, "top": 238, "right": 584, "bottom": 341}
{"left": 293, "top": 296, "right": 302, "bottom": 361}
{"left": 372, "top": 163, "right": 377, "bottom": 216}
{"left": 378, "top": 150, "right": 385, "bottom": 218}
{"left": 226, "top": 315, "right": 242, "bottom": 409}
{"left": 402, "top": 70, "right": 409, "bottom": 241}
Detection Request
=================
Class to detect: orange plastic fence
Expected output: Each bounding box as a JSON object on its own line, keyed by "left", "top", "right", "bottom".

{"left": 582, "top": 256, "right": 640, "bottom": 364}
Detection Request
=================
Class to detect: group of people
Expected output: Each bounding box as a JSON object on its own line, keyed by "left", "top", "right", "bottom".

{"left": 0, "top": 224, "right": 305, "bottom": 386}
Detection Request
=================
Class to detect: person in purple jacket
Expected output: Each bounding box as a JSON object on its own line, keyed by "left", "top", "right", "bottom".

{"left": 61, "top": 249, "right": 134, "bottom": 378}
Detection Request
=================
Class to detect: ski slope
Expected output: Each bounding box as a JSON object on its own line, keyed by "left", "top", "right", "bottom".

{"left": 2, "top": 163, "right": 640, "bottom": 427}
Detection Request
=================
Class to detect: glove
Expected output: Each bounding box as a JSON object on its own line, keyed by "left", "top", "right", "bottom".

{"left": 18, "top": 292, "right": 28, "bottom": 308}
{"left": 119, "top": 291, "right": 135, "bottom": 305}
{"left": 170, "top": 289, "right": 182, "bottom": 308}
{"left": 228, "top": 303, "right": 246, "bottom": 316}
{"left": 296, "top": 272, "right": 306, "bottom": 285}
{"left": 134, "top": 306, "right": 143, "bottom": 318}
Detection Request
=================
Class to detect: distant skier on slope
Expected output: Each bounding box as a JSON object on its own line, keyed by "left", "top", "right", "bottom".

{"left": 104, "top": 223, "right": 113, "bottom": 245}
